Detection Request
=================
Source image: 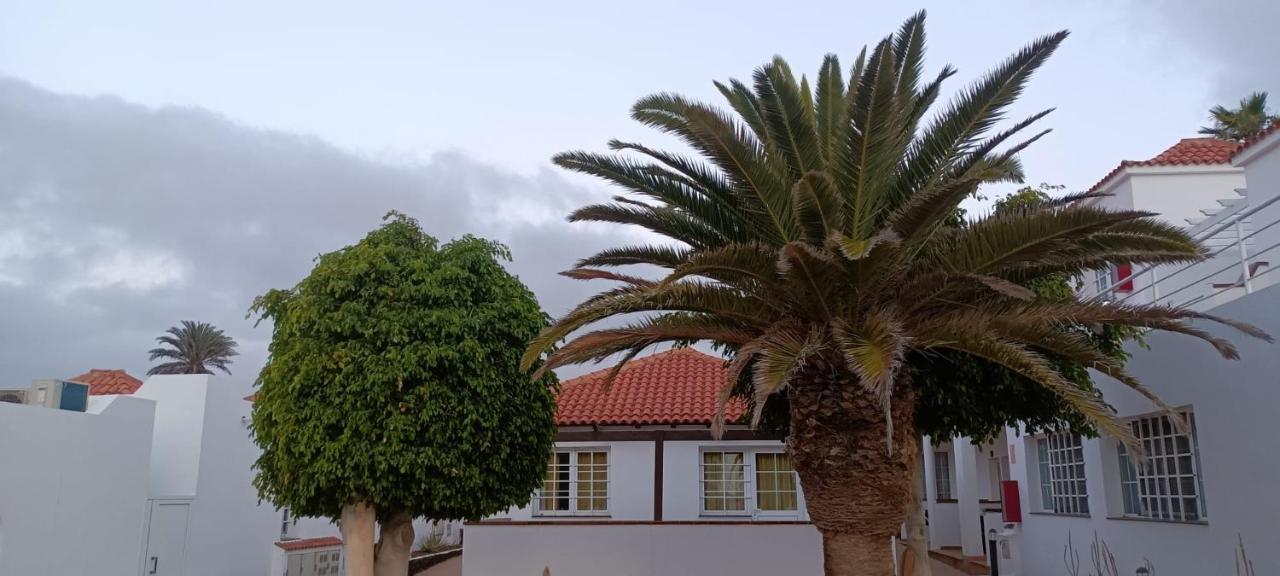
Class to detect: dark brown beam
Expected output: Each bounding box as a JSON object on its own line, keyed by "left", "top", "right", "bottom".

{"left": 653, "top": 430, "right": 664, "bottom": 521}
{"left": 555, "top": 429, "right": 780, "bottom": 443}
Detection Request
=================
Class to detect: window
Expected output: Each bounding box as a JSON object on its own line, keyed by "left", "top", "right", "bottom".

{"left": 1036, "top": 433, "right": 1089, "bottom": 515}
{"left": 701, "top": 449, "right": 799, "bottom": 515}
{"left": 1116, "top": 411, "right": 1206, "bottom": 522}
{"left": 535, "top": 449, "right": 608, "bottom": 516}
{"left": 755, "top": 452, "right": 798, "bottom": 511}
{"left": 1095, "top": 265, "right": 1115, "bottom": 294}
{"left": 280, "top": 509, "right": 292, "bottom": 539}
{"left": 934, "top": 451, "right": 952, "bottom": 500}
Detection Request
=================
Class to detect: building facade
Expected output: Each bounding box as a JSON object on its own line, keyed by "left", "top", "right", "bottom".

{"left": 464, "top": 348, "right": 823, "bottom": 576}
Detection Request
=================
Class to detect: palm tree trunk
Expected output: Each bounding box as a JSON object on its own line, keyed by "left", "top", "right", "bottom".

{"left": 341, "top": 501, "right": 377, "bottom": 576}
{"left": 373, "top": 510, "right": 415, "bottom": 576}
{"left": 787, "top": 365, "right": 917, "bottom": 576}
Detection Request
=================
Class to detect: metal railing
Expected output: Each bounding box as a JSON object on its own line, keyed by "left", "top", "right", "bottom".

{"left": 1089, "top": 192, "right": 1280, "bottom": 310}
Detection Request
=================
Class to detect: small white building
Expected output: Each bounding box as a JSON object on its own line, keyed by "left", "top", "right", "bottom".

{"left": 0, "top": 374, "right": 284, "bottom": 576}
{"left": 464, "top": 348, "right": 823, "bottom": 576}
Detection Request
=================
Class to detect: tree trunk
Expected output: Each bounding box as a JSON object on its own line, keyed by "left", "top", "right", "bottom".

{"left": 787, "top": 364, "right": 917, "bottom": 576}
{"left": 905, "top": 456, "right": 933, "bottom": 576}
{"left": 341, "top": 501, "right": 377, "bottom": 576}
{"left": 373, "top": 511, "right": 415, "bottom": 576}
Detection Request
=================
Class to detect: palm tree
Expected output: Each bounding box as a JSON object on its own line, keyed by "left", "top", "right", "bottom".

{"left": 522, "top": 12, "right": 1268, "bottom": 575}
{"left": 1198, "top": 91, "right": 1278, "bottom": 141}
{"left": 147, "top": 320, "right": 239, "bottom": 375}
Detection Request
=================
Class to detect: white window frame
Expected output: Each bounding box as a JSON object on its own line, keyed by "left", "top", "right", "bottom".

{"left": 533, "top": 447, "right": 610, "bottom": 517}
{"left": 699, "top": 447, "right": 801, "bottom": 518}
{"left": 934, "top": 451, "right": 953, "bottom": 500}
{"left": 1116, "top": 410, "right": 1207, "bottom": 522}
{"left": 1095, "top": 265, "right": 1115, "bottom": 295}
{"left": 1035, "top": 432, "right": 1089, "bottom": 515}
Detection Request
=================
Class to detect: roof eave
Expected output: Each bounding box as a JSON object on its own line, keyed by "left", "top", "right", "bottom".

{"left": 1232, "top": 130, "right": 1280, "bottom": 167}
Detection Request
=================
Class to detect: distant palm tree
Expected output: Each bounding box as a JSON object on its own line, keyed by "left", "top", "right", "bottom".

{"left": 147, "top": 320, "right": 239, "bottom": 375}
{"left": 1198, "top": 91, "right": 1279, "bottom": 141}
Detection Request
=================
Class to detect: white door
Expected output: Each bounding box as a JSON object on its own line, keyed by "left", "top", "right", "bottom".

{"left": 142, "top": 502, "right": 190, "bottom": 576}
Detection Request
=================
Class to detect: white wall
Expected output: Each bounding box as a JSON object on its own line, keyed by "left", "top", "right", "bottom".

{"left": 1131, "top": 169, "right": 1245, "bottom": 228}
{"left": 1011, "top": 282, "right": 1280, "bottom": 575}
{"left": 135, "top": 375, "right": 209, "bottom": 498}
{"left": 152, "top": 376, "right": 284, "bottom": 576}
{"left": 463, "top": 523, "right": 822, "bottom": 576}
{"left": 0, "top": 395, "right": 155, "bottom": 576}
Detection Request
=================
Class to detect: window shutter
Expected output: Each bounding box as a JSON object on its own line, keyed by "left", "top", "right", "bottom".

{"left": 1114, "top": 263, "right": 1134, "bottom": 293}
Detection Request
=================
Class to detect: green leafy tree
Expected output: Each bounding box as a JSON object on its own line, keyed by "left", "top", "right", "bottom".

{"left": 1198, "top": 91, "right": 1279, "bottom": 142}
{"left": 250, "top": 213, "right": 557, "bottom": 576}
{"left": 522, "top": 13, "right": 1267, "bottom": 575}
{"left": 147, "top": 320, "right": 239, "bottom": 375}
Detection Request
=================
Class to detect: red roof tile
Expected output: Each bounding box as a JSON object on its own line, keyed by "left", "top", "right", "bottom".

{"left": 1231, "top": 123, "right": 1280, "bottom": 162}
{"left": 274, "top": 537, "right": 343, "bottom": 551}
{"left": 1087, "top": 138, "right": 1238, "bottom": 193}
{"left": 243, "top": 393, "right": 257, "bottom": 402}
{"left": 555, "top": 348, "right": 747, "bottom": 427}
{"left": 67, "top": 369, "right": 143, "bottom": 396}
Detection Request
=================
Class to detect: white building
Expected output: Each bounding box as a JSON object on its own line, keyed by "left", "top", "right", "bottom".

{"left": 0, "top": 374, "right": 285, "bottom": 576}
{"left": 464, "top": 348, "right": 823, "bottom": 576}
{"left": 928, "top": 132, "right": 1280, "bottom": 576}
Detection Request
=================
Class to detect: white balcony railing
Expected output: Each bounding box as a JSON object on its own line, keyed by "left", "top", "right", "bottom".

{"left": 1089, "top": 191, "right": 1280, "bottom": 311}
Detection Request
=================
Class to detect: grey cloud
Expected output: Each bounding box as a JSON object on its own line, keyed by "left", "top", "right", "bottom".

{"left": 0, "top": 78, "right": 636, "bottom": 389}
{"left": 1147, "top": 0, "right": 1280, "bottom": 101}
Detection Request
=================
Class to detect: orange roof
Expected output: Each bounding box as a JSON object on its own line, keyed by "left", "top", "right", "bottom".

{"left": 274, "top": 537, "right": 342, "bottom": 551}
{"left": 67, "top": 369, "right": 143, "bottom": 396}
{"left": 1087, "top": 137, "right": 1238, "bottom": 193}
{"left": 555, "top": 348, "right": 747, "bottom": 426}
{"left": 1232, "top": 123, "right": 1280, "bottom": 162}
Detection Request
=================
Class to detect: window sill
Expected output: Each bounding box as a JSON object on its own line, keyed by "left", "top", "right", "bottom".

{"left": 532, "top": 514, "right": 612, "bottom": 519}
{"left": 1028, "top": 511, "right": 1091, "bottom": 519}
{"left": 934, "top": 498, "right": 958, "bottom": 504}
{"left": 1106, "top": 515, "right": 1208, "bottom": 526}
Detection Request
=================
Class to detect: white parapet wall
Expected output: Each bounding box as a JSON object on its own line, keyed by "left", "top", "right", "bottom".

{"left": 462, "top": 522, "right": 822, "bottom": 576}
{"left": 0, "top": 394, "right": 156, "bottom": 576}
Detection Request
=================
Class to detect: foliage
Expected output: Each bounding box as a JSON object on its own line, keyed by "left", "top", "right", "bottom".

{"left": 1198, "top": 91, "right": 1279, "bottom": 142}
{"left": 523, "top": 11, "right": 1268, "bottom": 453}
{"left": 249, "top": 212, "right": 558, "bottom": 522}
{"left": 415, "top": 526, "right": 452, "bottom": 554}
{"left": 147, "top": 320, "right": 239, "bottom": 375}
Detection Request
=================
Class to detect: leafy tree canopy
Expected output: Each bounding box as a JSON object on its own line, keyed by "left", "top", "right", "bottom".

{"left": 249, "top": 212, "right": 557, "bottom": 522}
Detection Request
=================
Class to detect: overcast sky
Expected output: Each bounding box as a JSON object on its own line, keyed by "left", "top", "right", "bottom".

{"left": 1, "top": 0, "right": 1277, "bottom": 391}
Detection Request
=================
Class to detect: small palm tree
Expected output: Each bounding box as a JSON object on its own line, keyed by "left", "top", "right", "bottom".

{"left": 147, "top": 320, "right": 239, "bottom": 375}
{"left": 1198, "top": 91, "right": 1278, "bottom": 141}
{"left": 524, "top": 12, "right": 1267, "bottom": 575}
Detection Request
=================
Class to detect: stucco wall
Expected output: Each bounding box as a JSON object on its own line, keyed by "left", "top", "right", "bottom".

{"left": 177, "top": 376, "right": 284, "bottom": 576}
{"left": 463, "top": 523, "right": 822, "bottom": 576}
{"left": 1131, "top": 169, "right": 1245, "bottom": 228}
{"left": 1011, "top": 282, "right": 1280, "bottom": 575}
{"left": 0, "top": 395, "right": 155, "bottom": 576}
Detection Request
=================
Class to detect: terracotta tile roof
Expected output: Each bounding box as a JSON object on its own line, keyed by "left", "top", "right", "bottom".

{"left": 1232, "top": 123, "right": 1280, "bottom": 162}
{"left": 555, "top": 348, "right": 747, "bottom": 427}
{"left": 67, "top": 369, "right": 143, "bottom": 396}
{"left": 1087, "top": 137, "right": 1238, "bottom": 193}
{"left": 243, "top": 393, "right": 257, "bottom": 402}
{"left": 274, "top": 537, "right": 343, "bottom": 551}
